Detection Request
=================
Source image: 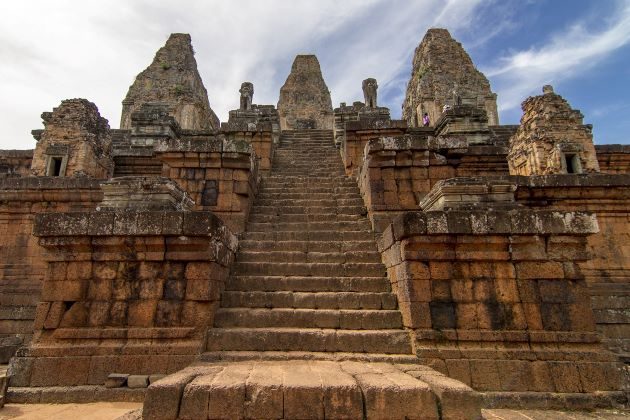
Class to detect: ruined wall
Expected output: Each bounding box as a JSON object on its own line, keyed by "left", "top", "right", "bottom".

{"left": 9, "top": 210, "right": 236, "bottom": 387}
{"left": 359, "top": 134, "right": 509, "bottom": 231}
{"left": 0, "top": 151, "right": 33, "bottom": 178}
{"left": 596, "top": 145, "right": 630, "bottom": 174}
{"left": 30, "top": 99, "right": 113, "bottom": 178}
{"left": 277, "top": 55, "right": 333, "bottom": 130}
{"left": 0, "top": 178, "right": 102, "bottom": 362}
{"left": 379, "top": 210, "right": 623, "bottom": 394}
{"left": 508, "top": 86, "right": 600, "bottom": 176}
{"left": 402, "top": 28, "right": 499, "bottom": 128}
{"left": 120, "top": 34, "right": 220, "bottom": 131}
{"left": 155, "top": 137, "right": 258, "bottom": 233}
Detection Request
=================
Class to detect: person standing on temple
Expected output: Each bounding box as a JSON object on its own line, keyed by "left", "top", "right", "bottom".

{"left": 422, "top": 112, "right": 430, "bottom": 127}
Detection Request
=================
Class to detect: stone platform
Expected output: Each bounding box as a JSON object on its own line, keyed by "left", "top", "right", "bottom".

{"left": 142, "top": 360, "right": 480, "bottom": 420}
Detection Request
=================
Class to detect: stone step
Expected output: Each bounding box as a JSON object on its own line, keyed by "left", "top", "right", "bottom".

{"left": 143, "top": 361, "right": 444, "bottom": 420}
{"left": 256, "top": 192, "right": 360, "bottom": 200}
{"left": 214, "top": 308, "right": 403, "bottom": 329}
{"left": 245, "top": 220, "right": 371, "bottom": 232}
{"left": 199, "top": 351, "right": 419, "bottom": 364}
{"left": 250, "top": 205, "right": 366, "bottom": 216}
{"left": 247, "top": 213, "right": 365, "bottom": 223}
{"left": 206, "top": 328, "right": 413, "bottom": 354}
{"left": 232, "top": 262, "right": 386, "bottom": 277}
{"left": 242, "top": 230, "right": 374, "bottom": 243}
{"left": 238, "top": 240, "right": 377, "bottom": 253}
{"left": 236, "top": 250, "right": 381, "bottom": 264}
{"left": 260, "top": 186, "right": 359, "bottom": 194}
{"left": 220, "top": 291, "right": 397, "bottom": 310}
{"left": 254, "top": 197, "right": 364, "bottom": 208}
{"left": 226, "top": 276, "right": 391, "bottom": 293}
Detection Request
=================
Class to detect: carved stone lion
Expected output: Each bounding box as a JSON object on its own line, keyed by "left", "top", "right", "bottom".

{"left": 362, "top": 78, "right": 378, "bottom": 108}
{"left": 239, "top": 82, "right": 254, "bottom": 111}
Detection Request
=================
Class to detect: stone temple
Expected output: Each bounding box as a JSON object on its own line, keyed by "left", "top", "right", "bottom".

{"left": 0, "top": 27, "right": 629, "bottom": 418}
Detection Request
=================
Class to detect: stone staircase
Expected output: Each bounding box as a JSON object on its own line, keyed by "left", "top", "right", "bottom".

{"left": 142, "top": 129, "right": 481, "bottom": 419}
{"left": 203, "top": 129, "right": 414, "bottom": 361}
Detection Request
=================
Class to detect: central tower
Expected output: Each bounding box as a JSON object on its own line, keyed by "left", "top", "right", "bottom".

{"left": 277, "top": 55, "right": 333, "bottom": 130}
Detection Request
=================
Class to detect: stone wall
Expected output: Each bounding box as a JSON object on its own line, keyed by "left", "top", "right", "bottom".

{"left": 277, "top": 55, "right": 333, "bottom": 130}
{"left": 379, "top": 210, "right": 624, "bottom": 395}
{"left": 9, "top": 211, "right": 236, "bottom": 387}
{"left": 0, "top": 178, "right": 102, "bottom": 362}
{"left": 508, "top": 86, "right": 600, "bottom": 176}
{"left": 341, "top": 119, "right": 407, "bottom": 178}
{"left": 0, "top": 151, "right": 32, "bottom": 178}
{"left": 402, "top": 28, "right": 499, "bottom": 128}
{"left": 596, "top": 145, "right": 630, "bottom": 174}
{"left": 30, "top": 99, "right": 113, "bottom": 178}
{"left": 513, "top": 174, "right": 630, "bottom": 361}
{"left": 155, "top": 136, "right": 258, "bottom": 233}
{"left": 120, "top": 34, "right": 219, "bottom": 131}
{"left": 359, "top": 134, "right": 509, "bottom": 231}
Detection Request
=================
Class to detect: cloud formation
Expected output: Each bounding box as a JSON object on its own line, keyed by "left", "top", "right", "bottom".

{"left": 484, "top": 1, "right": 630, "bottom": 112}
{"left": 0, "top": 0, "right": 629, "bottom": 149}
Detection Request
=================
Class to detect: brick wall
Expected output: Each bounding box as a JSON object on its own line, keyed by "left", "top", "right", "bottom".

{"left": 0, "top": 178, "right": 102, "bottom": 362}
{"left": 9, "top": 211, "right": 237, "bottom": 387}
{"left": 379, "top": 210, "right": 624, "bottom": 393}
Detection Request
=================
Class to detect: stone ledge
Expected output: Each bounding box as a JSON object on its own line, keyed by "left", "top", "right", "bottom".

{"left": 6, "top": 385, "right": 146, "bottom": 404}
{"left": 384, "top": 210, "right": 599, "bottom": 247}
{"left": 481, "top": 391, "right": 627, "bottom": 410}
{"left": 345, "top": 119, "right": 407, "bottom": 131}
{"left": 154, "top": 137, "right": 254, "bottom": 155}
{"left": 0, "top": 177, "right": 103, "bottom": 190}
{"left": 596, "top": 144, "right": 630, "bottom": 154}
{"left": 33, "top": 211, "right": 237, "bottom": 245}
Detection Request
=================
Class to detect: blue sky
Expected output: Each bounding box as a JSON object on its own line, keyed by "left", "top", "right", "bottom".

{"left": 1, "top": 0, "right": 629, "bottom": 149}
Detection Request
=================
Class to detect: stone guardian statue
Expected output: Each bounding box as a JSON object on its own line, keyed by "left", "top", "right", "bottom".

{"left": 239, "top": 82, "right": 254, "bottom": 111}
{"left": 362, "top": 78, "right": 378, "bottom": 108}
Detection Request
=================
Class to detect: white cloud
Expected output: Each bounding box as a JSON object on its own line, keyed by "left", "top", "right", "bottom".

{"left": 484, "top": 1, "right": 630, "bottom": 112}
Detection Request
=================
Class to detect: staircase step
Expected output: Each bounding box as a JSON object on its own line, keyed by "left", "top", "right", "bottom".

{"left": 206, "top": 328, "right": 413, "bottom": 354}
{"left": 238, "top": 240, "right": 377, "bottom": 253}
{"left": 246, "top": 221, "right": 371, "bottom": 232}
{"left": 214, "top": 308, "right": 403, "bottom": 329}
{"left": 199, "top": 351, "right": 420, "bottom": 364}
{"left": 236, "top": 250, "right": 381, "bottom": 264}
{"left": 242, "top": 230, "right": 374, "bottom": 242}
{"left": 220, "top": 291, "right": 397, "bottom": 310}
{"left": 226, "top": 276, "right": 391, "bottom": 293}
{"left": 247, "top": 213, "right": 365, "bottom": 223}
{"left": 232, "top": 262, "right": 387, "bottom": 277}
{"left": 250, "top": 206, "right": 367, "bottom": 216}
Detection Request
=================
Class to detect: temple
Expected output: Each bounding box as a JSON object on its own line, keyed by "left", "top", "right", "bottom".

{"left": 0, "top": 27, "right": 628, "bottom": 418}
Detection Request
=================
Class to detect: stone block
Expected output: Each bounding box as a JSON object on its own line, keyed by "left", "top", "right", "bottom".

{"left": 127, "top": 374, "right": 149, "bottom": 389}
{"left": 105, "top": 373, "right": 129, "bottom": 388}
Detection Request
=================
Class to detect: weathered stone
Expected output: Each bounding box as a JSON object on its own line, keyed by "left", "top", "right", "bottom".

{"left": 403, "top": 28, "right": 499, "bottom": 128}
{"left": 30, "top": 99, "right": 113, "bottom": 178}
{"left": 105, "top": 373, "right": 129, "bottom": 388}
{"left": 508, "top": 85, "right": 600, "bottom": 175}
{"left": 127, "top": 375, "right": 149, "bottom": 389}
{"left": 277, "top": 55, "right": 333, "bottom": 130}
{"left": 120, "top": 33, "right": 219, "bottom": 131}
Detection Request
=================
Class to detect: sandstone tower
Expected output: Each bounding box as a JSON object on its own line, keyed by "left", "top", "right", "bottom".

{"left": 403, "top": 28, "right": 499, "bottom": 127}
{"left": 277, "top": 55, "right": 334, "bottom": 130}
{"left": 120, "top": 33, "right": 220, "bottom": 131}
